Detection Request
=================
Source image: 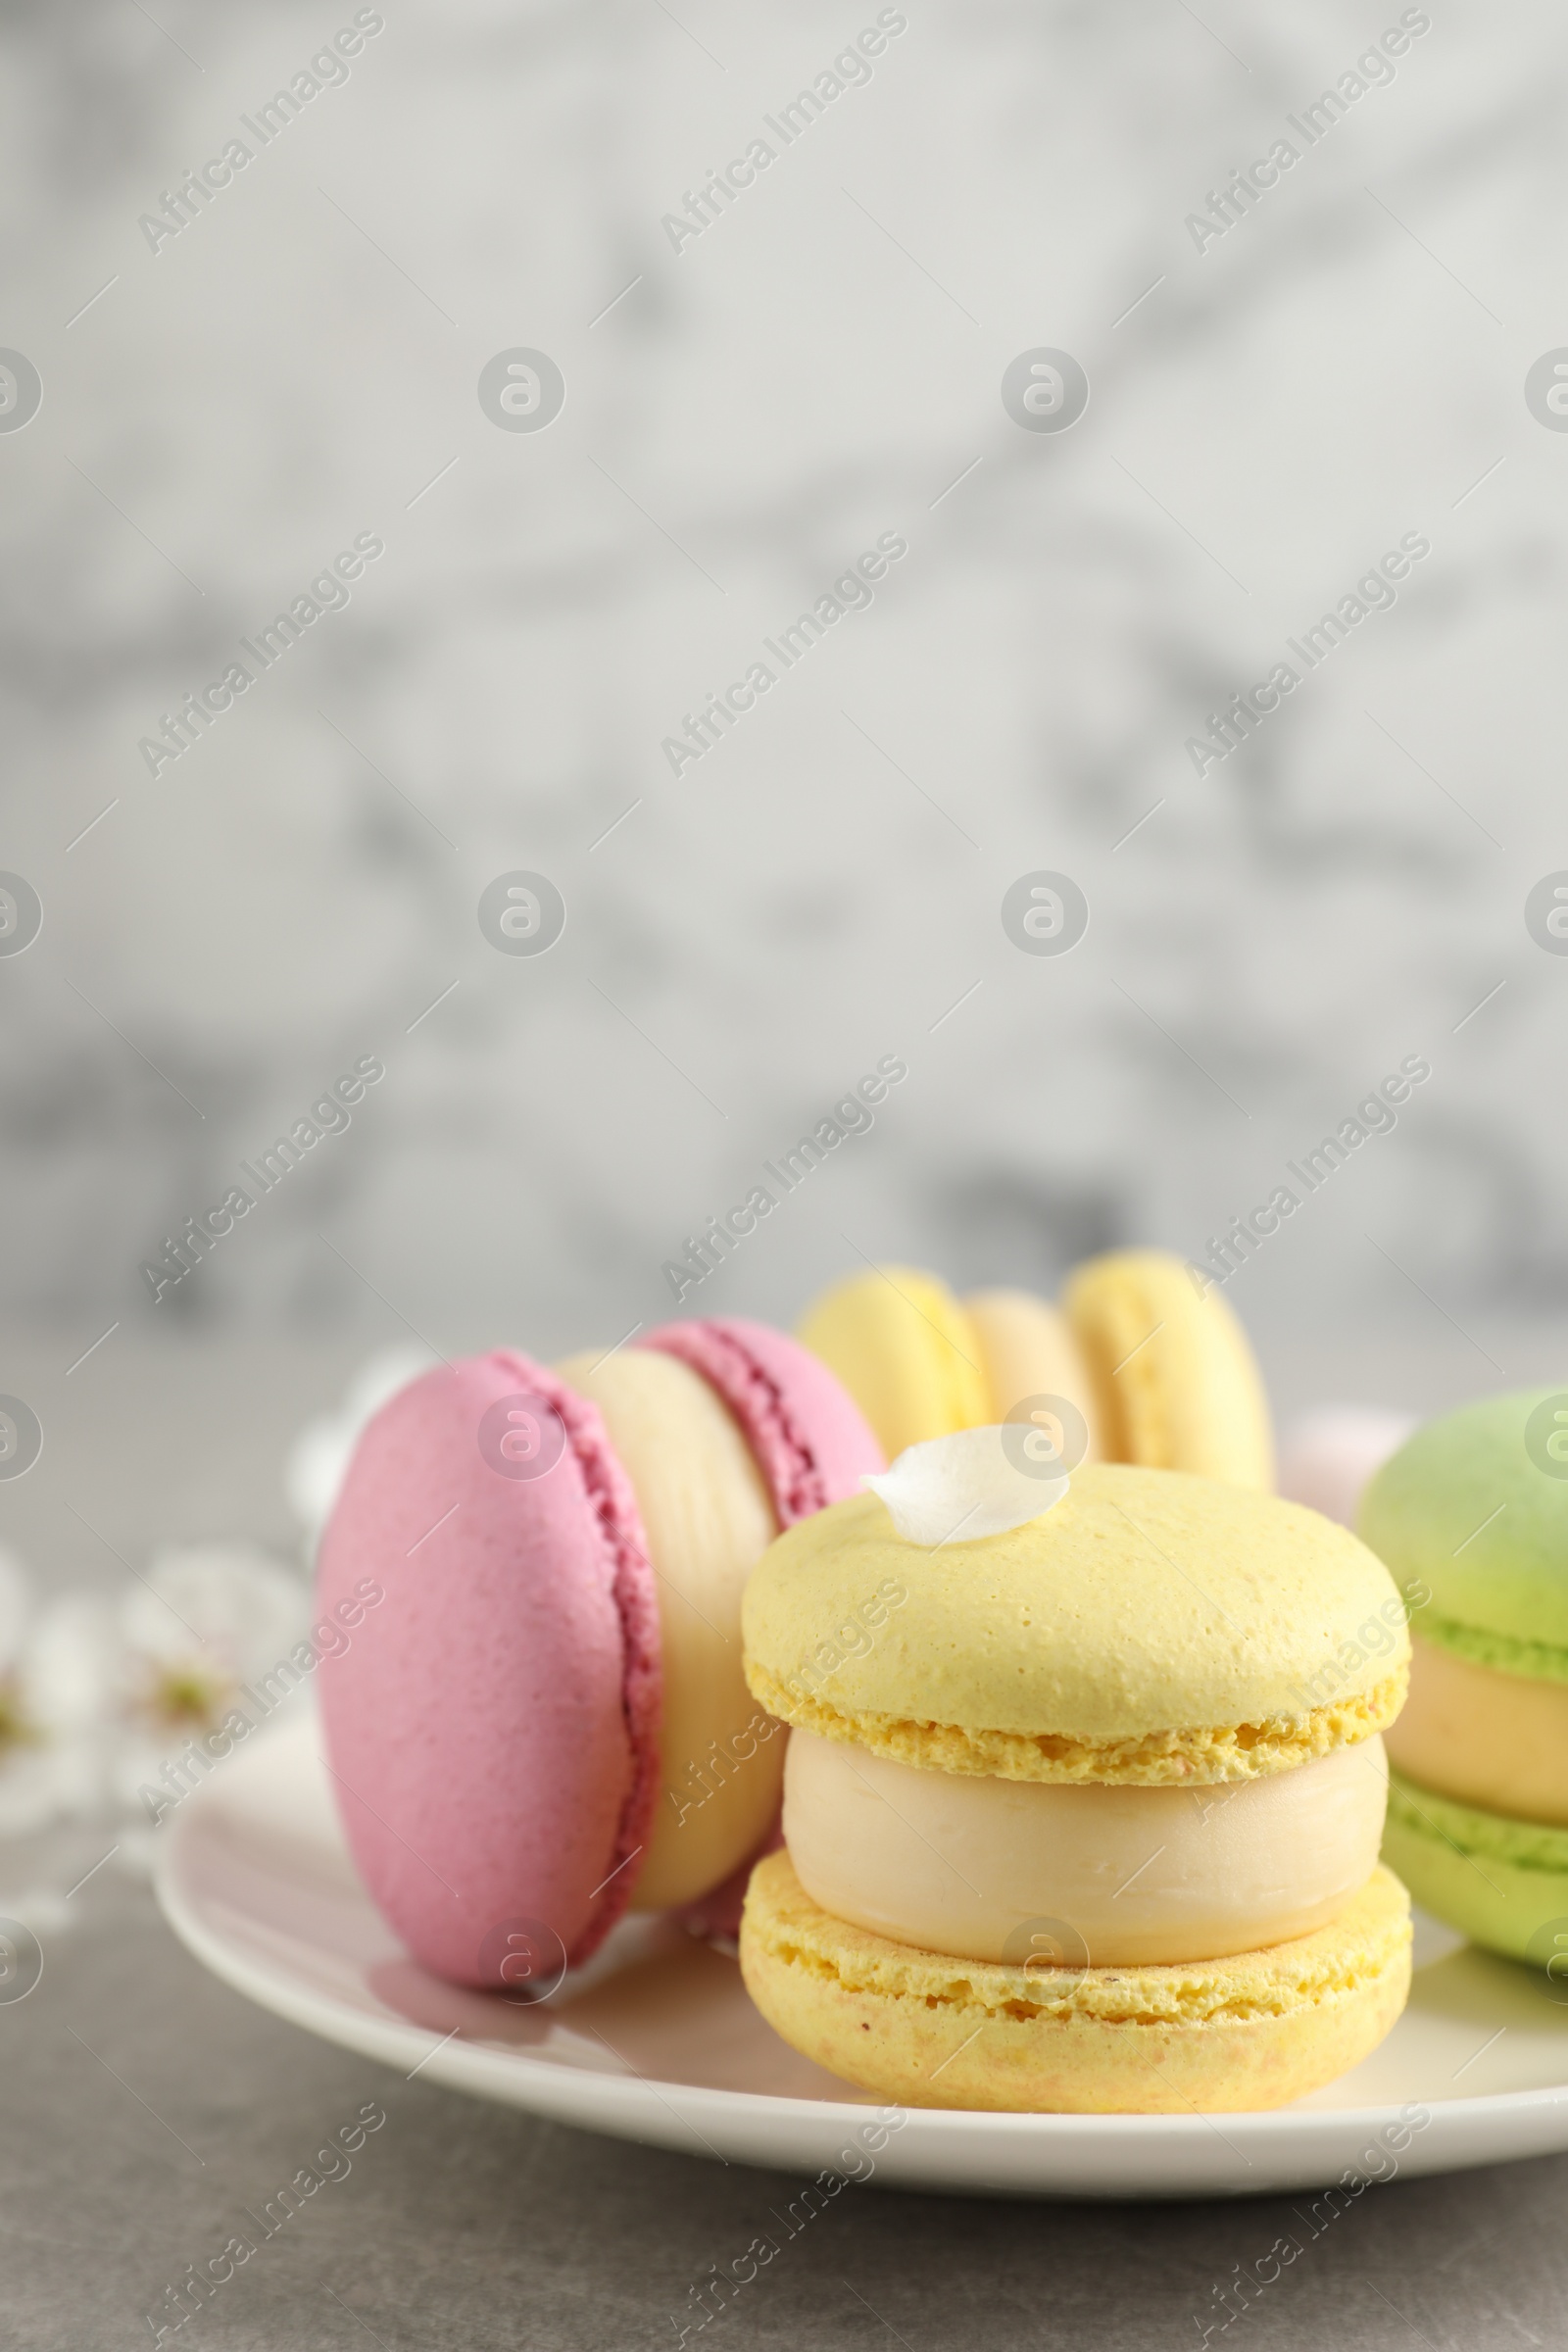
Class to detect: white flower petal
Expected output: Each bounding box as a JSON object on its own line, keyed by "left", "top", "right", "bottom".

{"left": 862, "top": 1427, "right": 1071, "bottom": 1546}
{"left": 24, "top": 1595, "right": 118, "bottom": 1733}
{"left": 120, "top": 1544, "right": 307, "bottom": 1683}
{"left": 283, "top": 1416, "right": 359, "bottom": 1540}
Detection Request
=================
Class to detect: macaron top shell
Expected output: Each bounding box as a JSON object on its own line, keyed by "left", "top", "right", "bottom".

{"left": 744, "top": 1463, "right": 1406, "bottom": 1785}
{"left": 640, "top": 1316, "right": 884, "bottom": 1523}
{"left": 317, "top": 1351, "right": 662, "bottom": 1984}
{"left": 1359, "top": 1390, "right": 1568, "bottom": 1681}
{"left": 796, "top": 1267, "right": 989, "bottom": 1458}
{"left": 1064, "top": 1250, "right": 1274, "bottom": 1491}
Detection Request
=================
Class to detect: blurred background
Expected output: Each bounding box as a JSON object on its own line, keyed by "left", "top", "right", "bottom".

{"left": 4, "top": 0, "right": 1568, "bottom": 1585}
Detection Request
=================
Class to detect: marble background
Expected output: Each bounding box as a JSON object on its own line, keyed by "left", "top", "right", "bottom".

{"left": 4, "top": 0, "right": 1565, "bottom": 1375}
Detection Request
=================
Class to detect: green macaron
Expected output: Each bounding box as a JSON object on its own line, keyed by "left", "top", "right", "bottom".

{"left": 1358, "top": 1388, "right": 1568, "bottom": 1680}
{"left": 1381, "top": 1771, "right": 1568, "bottom": 1972}
{"left": 1361, "top": 1389, "right": 1568, "bottom": 1965}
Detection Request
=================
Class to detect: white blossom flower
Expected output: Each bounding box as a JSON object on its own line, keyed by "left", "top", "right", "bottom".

{"left": 106, "top": 1544, "right": 309, "bottom": 1816}
{"left": 0, "top": 1547, "right": 103, "bottom": 1836}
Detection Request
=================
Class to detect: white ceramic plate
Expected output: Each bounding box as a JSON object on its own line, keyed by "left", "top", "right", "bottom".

{"left": 157, "top": 1713, "right": 1568, "bottom": 2200}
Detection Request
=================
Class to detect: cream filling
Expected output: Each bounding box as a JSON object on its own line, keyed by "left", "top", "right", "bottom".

{"left": 1385, "top": 1635, "right": 1568, "bottom": 1828}
{"left": 964, "top": 1288, "right": 1101, "bottom": 1465}
{"left": 783, "top": 1729, "right": 1387, "bottom": 1966}
{"left": 556, "top": 1348, "right": 785, "bottom": 1909}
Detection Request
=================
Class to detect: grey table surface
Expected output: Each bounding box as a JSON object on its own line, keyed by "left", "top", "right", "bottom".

{"left": 6, "top": 1318, "right": 1568, "bottom": 2352}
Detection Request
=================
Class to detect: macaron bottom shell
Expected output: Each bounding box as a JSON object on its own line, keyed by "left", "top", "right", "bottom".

{"left": 1383, "top": 1768, "right": 1568, "bottom": 1968}
{"left": 740, "top": 1852, "right": 1411, "bottom": 2113}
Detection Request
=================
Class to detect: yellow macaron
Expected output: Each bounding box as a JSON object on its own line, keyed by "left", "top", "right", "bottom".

{"left": 796, "top": 1268, "right": 1099, "bottom": 1466}
{"left": 1064, "top": 1249, "right": 1274, "bottom": 1491}
{"left": 797, "top": 1248, "right": 1272, "bottom": 1489}
{"left": 738, "top": 1455, "right": 1411, "bottom": 2111}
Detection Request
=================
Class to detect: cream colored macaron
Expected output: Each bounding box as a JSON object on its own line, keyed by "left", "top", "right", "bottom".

{"left": 739, "top": 1448, "right": 1410, "bottom": 2110}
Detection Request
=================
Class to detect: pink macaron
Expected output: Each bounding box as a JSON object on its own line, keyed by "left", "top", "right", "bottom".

{"left": 316, "top": 1318, "right": 881, "bottom": 1988}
